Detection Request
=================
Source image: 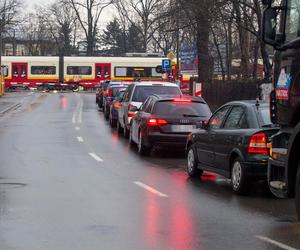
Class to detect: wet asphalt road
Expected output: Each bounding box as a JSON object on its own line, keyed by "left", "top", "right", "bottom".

{"left": 0, "top": 92, "right": 299, "bottom": 250}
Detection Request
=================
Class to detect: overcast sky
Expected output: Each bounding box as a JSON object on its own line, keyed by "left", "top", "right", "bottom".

{"left": 26, "top": 0, "right": 116, "bottom": 28}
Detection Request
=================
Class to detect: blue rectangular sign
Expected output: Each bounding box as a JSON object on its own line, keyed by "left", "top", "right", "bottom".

{"left": 162, "top": 59, "right": 171, "bottom": 72}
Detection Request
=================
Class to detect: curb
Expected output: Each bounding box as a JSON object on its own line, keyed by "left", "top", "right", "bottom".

{"left": 0, "top": 102, "right": 22, "bottom": 115}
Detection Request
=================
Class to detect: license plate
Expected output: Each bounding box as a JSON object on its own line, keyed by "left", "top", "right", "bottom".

{"left": 171, "top": 125, "right": 195, "bottom": 132}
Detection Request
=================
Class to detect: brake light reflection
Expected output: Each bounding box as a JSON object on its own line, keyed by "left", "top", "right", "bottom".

{"left": 60, "top": 95, "right": 68, "bottom": 111}
{"left": 143, "top": 172, "right": 199, "bottom": 250}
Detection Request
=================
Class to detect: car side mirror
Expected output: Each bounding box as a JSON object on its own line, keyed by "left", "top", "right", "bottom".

{"left": 262, "top": 7, "right": 284, "bottom": 47}
{"left": 129, "top": 105, "right": 139, "bottom": 112}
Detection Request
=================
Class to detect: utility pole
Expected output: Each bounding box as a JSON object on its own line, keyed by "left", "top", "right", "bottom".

{"left": 175, "top": 0, "right": 180, "bottom": 79}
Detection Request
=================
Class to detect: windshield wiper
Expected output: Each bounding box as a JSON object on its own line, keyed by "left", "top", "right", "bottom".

{"left": 183, "top": 114, "right": 202, "bottom": 117}
{"left": 261, "top": 124, "right": 278, "bottom": 128}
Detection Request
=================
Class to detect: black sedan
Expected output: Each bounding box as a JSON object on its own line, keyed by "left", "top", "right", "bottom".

{"left": 129, "top": 95, "right": 211, "bottom": 155}
{"left": 186, "top": 100, "right": 279, "bottom": 194}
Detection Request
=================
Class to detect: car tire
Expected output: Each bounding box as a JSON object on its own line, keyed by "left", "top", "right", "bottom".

{"left": 231, "top": 157, "right": 250, "bottom": 195}
{"left": 117, "top": 120, "right": 123, "bottom": 133}
{"left": 123, "top": 122, "right": 129, "bottom": 138}
{"left": 295, "top": 165, "right": 300, "bottom": 220}
{"left": 187, "top": 144, "right": 203, "bottom": 178}
{"left": 129, "top": 127, "right": 135, "bottom": 146}
{"left": 109, "top": 113, "right": 116, "bottom": 127}
{"left": 138, "top": 131, "right": 151, "bottom": 156}
{"left": 104, "top": 106, "right": 109, "bottom": 119}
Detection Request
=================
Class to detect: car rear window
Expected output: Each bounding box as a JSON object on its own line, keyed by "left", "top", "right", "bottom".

{"left": 153, "top": 101, "right": 211, "bottom": 117}
{"left": 112, "top": 87, "right": 127, "bottom": 97}
{"left": 258, "top": 106, "right": 272, "bottom": 126}
{"left": 132, "top": 86, "right": 181, "bottom": 102}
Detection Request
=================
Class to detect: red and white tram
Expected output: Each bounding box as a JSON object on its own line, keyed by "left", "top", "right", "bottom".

{"left": 2, "top": 56, "right": 172, "bottom": 90}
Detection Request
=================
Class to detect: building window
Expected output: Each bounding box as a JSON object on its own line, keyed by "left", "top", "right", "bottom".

{"left": 31, "top": 66, "right": 56, "bottom": 75}
{"left": 67, "top": 66, "right": 92, "bottom": 75}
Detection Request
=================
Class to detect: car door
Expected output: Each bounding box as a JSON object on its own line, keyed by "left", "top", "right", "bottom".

{"left": 196, "top": 105, "right": 231, "bottom": 168}
{"left": 214, "top": 105, "right": 248, "bottom": 174}
{"left": 131, "top": 97, "right": 152, "bottom": 143}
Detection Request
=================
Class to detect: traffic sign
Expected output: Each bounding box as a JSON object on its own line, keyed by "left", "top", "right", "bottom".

{"left": 167, "top": 52, "right": 175, "bottom": 60}
{"left": 162, "top": 59, "right": 171, "bottom": 72}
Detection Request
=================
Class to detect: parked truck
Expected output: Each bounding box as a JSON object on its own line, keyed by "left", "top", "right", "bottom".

{"left": 262, "top": 0, "right": 300, "bottom": 218}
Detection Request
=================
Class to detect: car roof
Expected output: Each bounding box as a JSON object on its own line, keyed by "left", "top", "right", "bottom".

{"left": 149, "top": 94, "right": 207, "bottom": 103}
{"left": 130, "top": 81, "right": 179, "bottom": 87}
{"left": 109, "top": 83, "right": 129, "bottom": 88}
{"left": 224, "top": 100, "right": 269, "bottom": 108}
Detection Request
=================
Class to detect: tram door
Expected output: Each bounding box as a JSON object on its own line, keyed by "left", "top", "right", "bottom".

{"left": 95, "top": 63, "right": 111, "bottom": 81}
{"left": 11, "top": 63, "right": 28, "bottom": 82}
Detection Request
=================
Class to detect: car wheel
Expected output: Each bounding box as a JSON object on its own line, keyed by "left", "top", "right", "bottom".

{"left": 123, "top": 122, "right": 129, "bottom": 138}
{"left": 117, "top": 120, "right": 123, "bottom": 133}
{"left": 109, "top": 113, "right": 116, "bottom": 127}
{"left": 295, "top": 165, "right": 300, "bottom": 220}
{"left": 129, "top": 127, "right": 135, "bottom": 146}
{"left": 104, "top": 107, "right": 109, "bottom": 119}
{"left": 138, "top": 131, "right": 151, "bottom": 156}
{"left": 187, "top": 144, "right": 203, "bottom": 178}
{"left": 231, "top": 157, "right": 250, "bottom": 194}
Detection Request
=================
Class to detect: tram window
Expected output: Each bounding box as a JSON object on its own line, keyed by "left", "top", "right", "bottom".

{"left": 152, "top": 67, "right": 162, "bottom": 77}
{"left": 31, "top": 66, "right": 56, "bottom": 75}
{"left": 96, "top": 66, "right": 102, "bottom": 77}
{"left": 115, "top": 67, "right": 127, "bottom": 77}
{"left": 21, "top": 66, "right": 26, "bottom": 77}
{"left": 115, "top": 67, "right": 158, "bottom": 78}
{"left": 104, "top": 66, "right": 110, "bottom": 78}
{"left": 2, "top": 66, "right": 8, "bottom": 77}
{"left": 13, "top": 66, "right": 18, "bottom": 77}
{"left": 67, "top": 66, "right": 92, "bottom": 75}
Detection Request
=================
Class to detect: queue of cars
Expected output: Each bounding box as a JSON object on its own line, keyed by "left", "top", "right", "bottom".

{"left": 96, "top": 80, "right": 276, "bottom": 194}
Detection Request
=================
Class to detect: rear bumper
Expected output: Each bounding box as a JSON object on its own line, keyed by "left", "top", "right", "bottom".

{"left": 243, "top": 161, "right": 268, "bottom": 178}
{"left": 146, "top": 132, "right": 188, "bottom": 148}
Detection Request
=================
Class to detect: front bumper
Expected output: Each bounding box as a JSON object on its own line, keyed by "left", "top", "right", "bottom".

{"left": 268, "top": 157, "right": 288, "bottom": 198}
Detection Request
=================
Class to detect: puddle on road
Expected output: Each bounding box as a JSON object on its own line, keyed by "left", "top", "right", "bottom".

{"left": 26, "top": 94, "right": 48, "bottom": 112}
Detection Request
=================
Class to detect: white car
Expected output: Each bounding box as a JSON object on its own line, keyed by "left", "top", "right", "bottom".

{"left": 117, "top": 81, "right": 182, "bottom": 137}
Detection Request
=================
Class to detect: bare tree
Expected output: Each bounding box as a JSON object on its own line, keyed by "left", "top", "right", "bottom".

{"left": 114, "top": 0, "right": 166, "bottom": 52}
{"left": 68, "top": 0, "right": 113, "bottom": 56}
{"left": 40, "top": 0, "right": 78, "bottom": 56}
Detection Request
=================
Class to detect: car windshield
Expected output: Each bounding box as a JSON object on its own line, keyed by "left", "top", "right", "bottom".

{"left": 153, "top": 101, "right": 211, "bottom": 117}
{"left": 132, "top": 86, "right": 181, "bottom": 102}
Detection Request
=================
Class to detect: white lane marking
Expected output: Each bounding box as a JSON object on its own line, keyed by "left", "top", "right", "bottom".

{"left": 75, "top": 127, "right": 80, "bottom": 131}
{"left": 89, "top": 153, "right": 104, "bottom": 162}
{"left": 133, "top": 181, "right": 168, "bottom": 197}
{"left": 77, "top": 136, "right": 84, "bottom": 142}
{"left": 72, "top": 96, "right": 83, "bottom": 124}
{"left": 256, "top": 235, "right": 297, "bottom": 250}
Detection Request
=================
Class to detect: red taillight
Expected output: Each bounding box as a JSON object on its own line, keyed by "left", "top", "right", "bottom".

{"left": 173, "top": 98, "right": 191, "bottom": 103}
{"left": 248, "top": 133, "right": 268, "bottom": 155}
{"left": 113, "top": 102, "right": 121, "bottom": 109}
{"left": 147, "top": 118, "right": 168, "bottom": 126}
{"left": 128, "top": 113, "right": 135, "bottom": 118}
